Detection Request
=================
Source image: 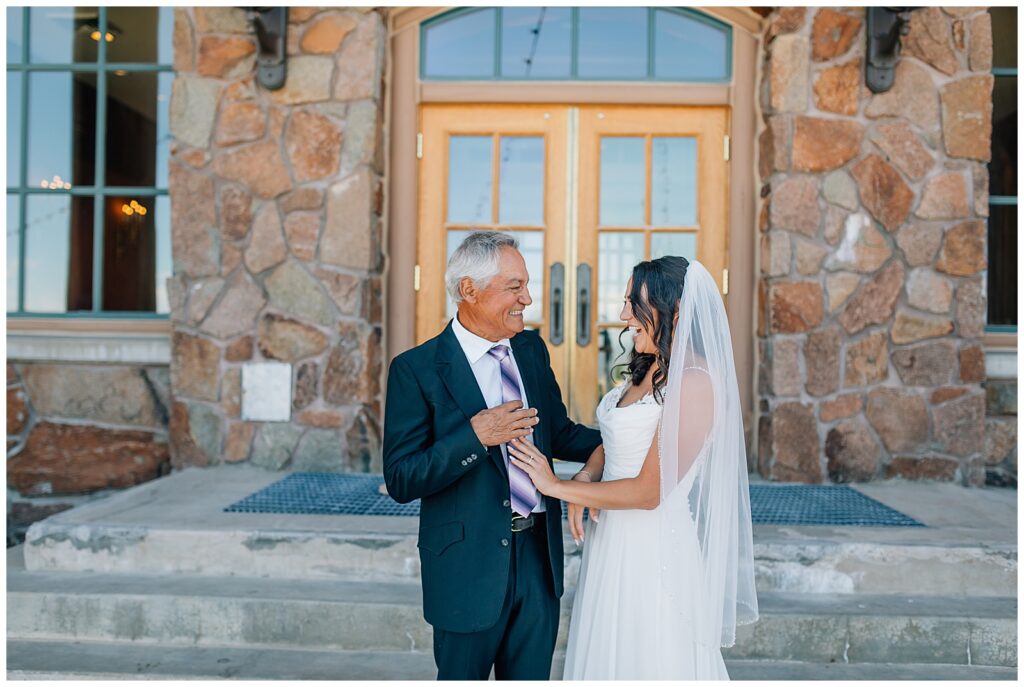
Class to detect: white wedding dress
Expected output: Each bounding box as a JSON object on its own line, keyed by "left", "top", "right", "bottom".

{"left": 562, "top": 382, "right": 730, "bottom": 680}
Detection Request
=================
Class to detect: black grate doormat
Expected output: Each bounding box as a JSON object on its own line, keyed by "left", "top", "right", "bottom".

{"left": 225, "top": 473, "right": 924, "bottom": 527}
{"left": 748, "top": 484, "right": 923, "bottom": 527}
{"left": 226, "top": 472, "right": 415, "bottom": 517}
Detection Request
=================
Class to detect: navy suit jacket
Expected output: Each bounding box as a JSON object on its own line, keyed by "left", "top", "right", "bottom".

{"left": 382, "top": 322, "right": 602, "bottom": 632}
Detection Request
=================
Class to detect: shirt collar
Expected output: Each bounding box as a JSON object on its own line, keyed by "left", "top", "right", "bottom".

{"left": 452, "top": 314, "right": 511, "bottom": 365}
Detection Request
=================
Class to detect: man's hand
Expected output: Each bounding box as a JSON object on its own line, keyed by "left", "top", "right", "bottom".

{"left": 568, "top": 471, "right": 600, "bottom": 546}
{"left": 470, "top": 400, "right": 539, "bottom": 447}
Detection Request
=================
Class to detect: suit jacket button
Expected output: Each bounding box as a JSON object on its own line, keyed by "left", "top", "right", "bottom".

{"left": 501, "top": 538, "right": 509, "bottom": 547}
{"left": 503, "top": 499, "right": 511, "bottom": 508}
{"left": 470, "top": 453, "right": 477, "bottom": 459}
{"left": 461, "top": 460, "right": 468, "bottom": 466}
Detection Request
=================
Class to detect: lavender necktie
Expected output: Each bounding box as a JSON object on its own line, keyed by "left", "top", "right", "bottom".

{"left": 487, "top": 344, "right": 540, "bottom": 517}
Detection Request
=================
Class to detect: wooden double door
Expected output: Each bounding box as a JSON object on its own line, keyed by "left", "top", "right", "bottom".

{"left": 417, "top": 104, "right": 730, "bottom": 425}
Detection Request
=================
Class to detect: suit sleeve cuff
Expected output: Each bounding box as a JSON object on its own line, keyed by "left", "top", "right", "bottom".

{"left": 437, "top": 420, "right": 489, "bottom": 473}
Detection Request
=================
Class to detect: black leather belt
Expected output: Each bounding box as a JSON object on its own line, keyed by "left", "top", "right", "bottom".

{"left": 511, "top": 512, "right": 543, "bottom": 532}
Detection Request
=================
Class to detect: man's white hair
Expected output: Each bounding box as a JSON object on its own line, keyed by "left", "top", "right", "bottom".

{"left": 445, "top": 231, "right": 519, "bottom": 304}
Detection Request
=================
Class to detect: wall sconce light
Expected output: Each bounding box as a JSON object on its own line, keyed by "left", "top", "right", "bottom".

{"left": 865, "top": 7, "right": 916, "bottom": 94}
{"left": 246, "top": 7, "right": 288, "bottom": 90}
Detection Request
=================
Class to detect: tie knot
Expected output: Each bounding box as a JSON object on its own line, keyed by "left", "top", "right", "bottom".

{"left": 488, "top": 344, "right": 510, "bottom": 362}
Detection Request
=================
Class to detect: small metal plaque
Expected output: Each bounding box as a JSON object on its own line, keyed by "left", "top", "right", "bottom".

{"left": 241, "top": 362, "right": 292, "bottom": 422}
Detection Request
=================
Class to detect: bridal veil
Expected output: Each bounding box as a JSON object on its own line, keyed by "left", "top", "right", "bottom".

{"left": 657, "top": 259, "right": 759, "bottom": 648}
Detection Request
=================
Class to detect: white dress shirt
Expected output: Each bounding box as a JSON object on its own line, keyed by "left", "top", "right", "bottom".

{"left": 451, "top": 315, "right": 544, "bottom": 513}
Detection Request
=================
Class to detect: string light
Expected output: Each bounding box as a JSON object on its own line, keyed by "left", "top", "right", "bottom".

{"left": 39, "top": 175, "right": 71, "bottom": 190}
{"left": 121, "top": 199, "right": 147, "bottom": 216}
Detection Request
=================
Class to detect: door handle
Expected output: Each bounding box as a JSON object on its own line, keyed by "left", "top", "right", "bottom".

{"left": 549, "top": 263, "right": 565, "bottom": 346}
{"left": 576, "top": 263, "right": 592, "bottom": 347}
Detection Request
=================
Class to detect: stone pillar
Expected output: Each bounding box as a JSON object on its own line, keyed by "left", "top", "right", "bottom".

{"left": 167, "top": 7, "right": 385, "bottom": 473}
{"left": 756, "top": 7, "right": 993, "bottom": 484}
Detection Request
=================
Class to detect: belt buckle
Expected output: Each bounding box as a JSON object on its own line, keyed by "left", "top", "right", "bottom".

{"left": 511, "top": 513, "right": 531, "bottom": 532}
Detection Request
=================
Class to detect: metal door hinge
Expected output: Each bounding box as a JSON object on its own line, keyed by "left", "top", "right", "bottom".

{"left": 724, "top": 135, "right": 730, "bottom": 161}
{"left": 416, "top": 133, "right": 423, "bottom": 159}
{"left": 414, "top": 264, "right": 421, "bottom": 291}
{"left": 722, "top": 268, "right": 729, "bottom": 296}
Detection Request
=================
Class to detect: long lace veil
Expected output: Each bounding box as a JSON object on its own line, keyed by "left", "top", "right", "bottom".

{"left": 657, "top": 259, "right": 759, "bottom": 648}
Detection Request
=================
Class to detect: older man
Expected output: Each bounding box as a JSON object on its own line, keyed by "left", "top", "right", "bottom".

{"left": 383, "top": 231, "right": 603, "bottom": 680}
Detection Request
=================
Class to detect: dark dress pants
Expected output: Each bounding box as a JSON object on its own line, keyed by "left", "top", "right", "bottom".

{"left": 432, "top": 515, "right": 561, "bottom": 680}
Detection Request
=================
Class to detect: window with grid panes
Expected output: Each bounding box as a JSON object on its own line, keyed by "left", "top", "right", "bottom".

{"left": 420, "top": 7, "right": 731, "bottom": 82}
{"left": 987, "top": 6, "right": 1017, "bottom": 329}
{"left": 7, "top": 6, "right": 173, "bottom": 316}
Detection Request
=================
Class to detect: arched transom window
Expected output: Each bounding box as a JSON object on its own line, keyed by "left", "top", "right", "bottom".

{"left": 421, "top": 7, "right": 732, "bottom": 81}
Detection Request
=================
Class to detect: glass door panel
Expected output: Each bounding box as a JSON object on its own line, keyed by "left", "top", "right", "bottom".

{"left": 418, "top": 105, "right": 569, "bottom": 390}
{"left": 651, "top": 136, "right": 698, "bottom": 226}
{"left": 498, "top": 136, "right": 545, "bottom": 226}
{"left": 574, "top": 105, "right": 729, "bottom": 424}
{"left": 651, "top": 231, "right": 697, "bottom": 260}
{"left": 597, "top": 231, "right": 644, "bottom": 322}
{"left": 446, "top": 135, "right": 493, "bottom": 224}
{"left": 598, "top": 137, "right": 645, "bottom": 225}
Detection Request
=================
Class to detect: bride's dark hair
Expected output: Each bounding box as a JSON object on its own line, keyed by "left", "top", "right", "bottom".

{"left": 614, "top": 255, "right": 689, "bottom": 403}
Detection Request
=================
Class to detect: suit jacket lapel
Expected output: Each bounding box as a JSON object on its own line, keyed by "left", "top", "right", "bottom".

{"left": 435, "top": 322, "right": 508, "bottom": 479}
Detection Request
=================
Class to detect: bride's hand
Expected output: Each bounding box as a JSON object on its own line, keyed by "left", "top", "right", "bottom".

{"left": 508, "top": 438, "right": 560, "bottom": 496}
{"left": 568, "top": 471, "right": 600, "bottom": 545}
{"left": 567, "top": 501, "right": 601, "bottom": 546}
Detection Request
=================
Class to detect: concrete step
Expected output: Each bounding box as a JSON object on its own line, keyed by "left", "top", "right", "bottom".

{"left": 25, "top": 514, "right": 1017, "bottom": 597}
{"left": 8, "top": 550, "right": 1016, "bottom": 667}
{"left": 7, "top": 639, "right": 440, "bottom": 680}
{"left": 6, "top": 639, "right": 1017, "bottom": 681}
{"left": 25, "top": 467, "right": 1016, "bottom": 596}
{"left": 752, "top": 535, "right": 1016, "bottom": 597}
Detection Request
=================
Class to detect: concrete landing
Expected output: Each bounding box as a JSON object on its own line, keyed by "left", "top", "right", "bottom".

{"left": 22, "top": 466, "right": 1017, "bottom": 596}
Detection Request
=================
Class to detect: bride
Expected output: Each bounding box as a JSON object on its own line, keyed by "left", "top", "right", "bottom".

{"left": 508, "top": 256, "right": 759, "bottom": 680}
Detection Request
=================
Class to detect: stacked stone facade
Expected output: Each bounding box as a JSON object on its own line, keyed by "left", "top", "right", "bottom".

{"left": 984, "top": 377, "right": 1017, "bottom": 486}
{"left": 166, "top": 7, "right": 385, "bottom": 473}
{"left": 756, "top": 7, "right": 996, "bottom": 485}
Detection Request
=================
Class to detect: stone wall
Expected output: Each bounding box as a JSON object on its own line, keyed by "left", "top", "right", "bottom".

{"left": 756, "top": 7, "right": 994, "bottom": 485}
{"left": 984, "top": 378, "right": 1017, "bottom": 486}
{"left": 6, "top": 361, "right": 171, "bottom": 541}
{"left": 167, "top": 7, "right": 385, "bottom": 473}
